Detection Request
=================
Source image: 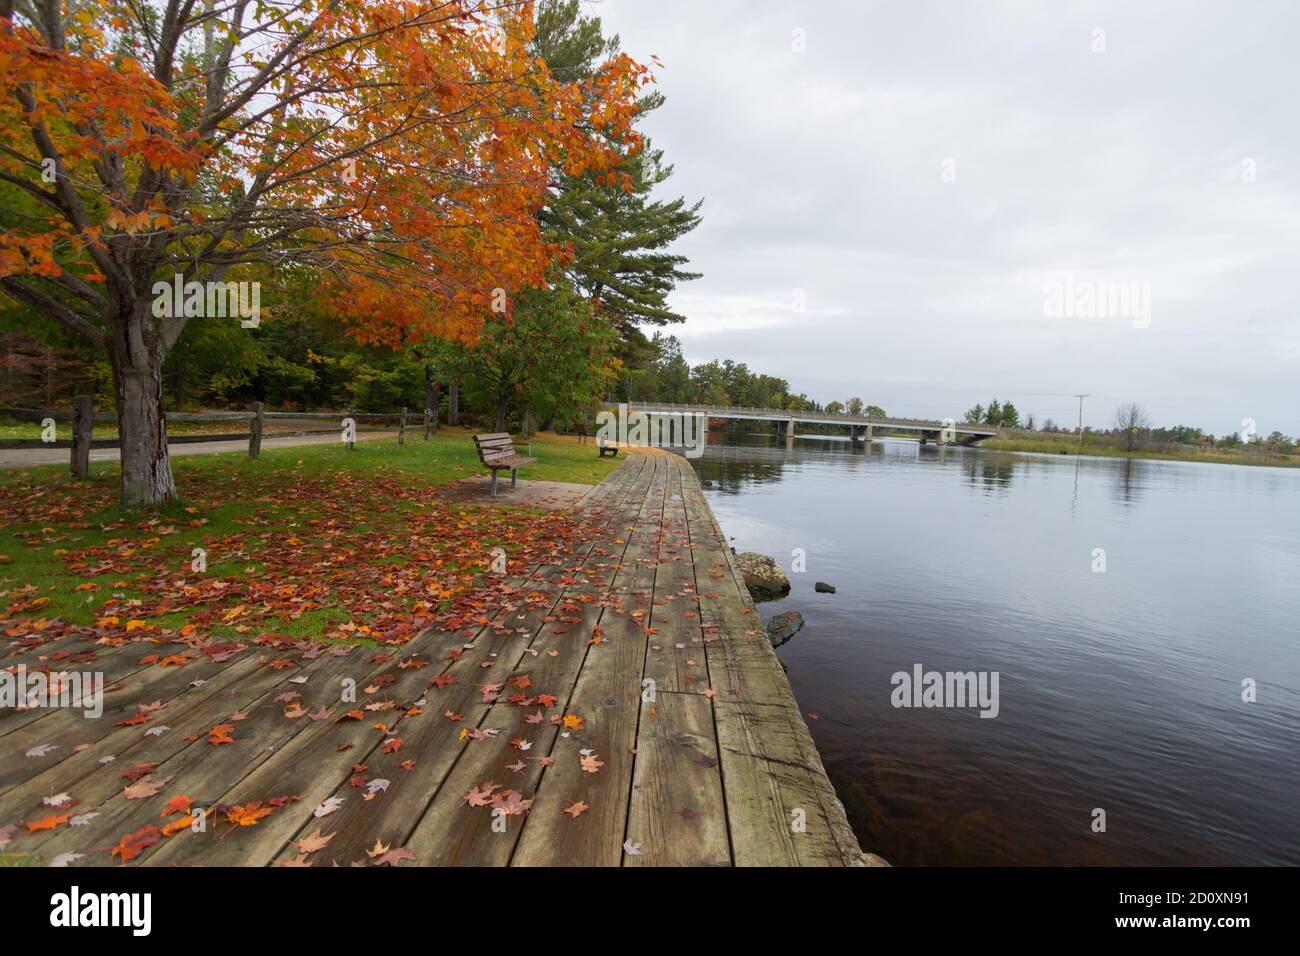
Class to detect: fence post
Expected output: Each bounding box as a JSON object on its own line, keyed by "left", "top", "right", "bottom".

{"left": 70, "top": 394, "right": 92, "bottom": 479}
{"left": 398, "top": 406, "right": 407, "bottom": 446}
{"left": 346, "top": 405, "right": 356, "bottom": 451}
{"left": 249, "top": 402, "right": 264, "bottom": 459}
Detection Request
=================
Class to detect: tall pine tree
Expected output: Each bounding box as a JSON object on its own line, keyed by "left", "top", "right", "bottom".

{"left": 531, "top": 1, "right": 703, "bottom": 341}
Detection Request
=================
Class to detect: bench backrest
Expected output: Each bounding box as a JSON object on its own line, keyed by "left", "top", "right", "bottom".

{"left": 473, "top": 432, "right": 516, "bottom": 467}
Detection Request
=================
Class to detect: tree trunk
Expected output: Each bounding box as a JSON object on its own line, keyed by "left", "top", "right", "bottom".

{"left": 423, "top": 365, "right": 440, "bottom": 423}
{"left": 109, "top": 331, "right": 176, "bottom": 506}
{"left": 494, "top": 395, "right": 508, "bottom": 432}
{"left": 170, "top": 361, "right": 187, "bottom": 407}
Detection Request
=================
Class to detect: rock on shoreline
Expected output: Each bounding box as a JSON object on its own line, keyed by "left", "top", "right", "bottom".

{"left": 765, "top": 610, "right": 805, "bottom": 648}
{"left": 735, "top": 551, "right": 790, "bottom": 601}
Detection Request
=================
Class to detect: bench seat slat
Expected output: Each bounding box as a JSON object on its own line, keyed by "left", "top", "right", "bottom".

{"left": 473, "top": 433, "right": 534, "bottom": 474}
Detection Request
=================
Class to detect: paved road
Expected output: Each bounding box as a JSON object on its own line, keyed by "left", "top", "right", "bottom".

{"left": 0, "top": 431, "right": 398, "bottom": 470}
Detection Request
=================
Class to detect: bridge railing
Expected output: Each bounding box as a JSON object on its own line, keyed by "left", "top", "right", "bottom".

{"left": 613, "top": 401, "right": 1000, "bottom": 434}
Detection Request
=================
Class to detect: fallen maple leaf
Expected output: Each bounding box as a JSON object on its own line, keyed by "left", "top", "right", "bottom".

{"left": 372, "top": 846, "right": 417, "bottom": 867}
{"left": 123, "top": 774, "right": 173, "bottom": 800}
{"left": 161, "top": 795, "right": 192, "bottom": 816}
{"left": 111, "top": 824, "right": 161, "bottom": 862}
{"left": 491, "top": 791, "right": 533, "bottom": 816}
{"left": 296, "top": 828, "right": 335, "bottom": 854}
{"left": 314, "top": 797, "right": 345, "bottom": 817}
{"left": 25, "top": 813, "right": 71, "bottom": 833}
{"left": 226, "top": 802, "right": 275, "bottom": 826}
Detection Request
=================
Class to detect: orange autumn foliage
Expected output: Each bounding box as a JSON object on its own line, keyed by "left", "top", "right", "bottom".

{"left": 0, "top": 2, "right": 651, "bottom": 347}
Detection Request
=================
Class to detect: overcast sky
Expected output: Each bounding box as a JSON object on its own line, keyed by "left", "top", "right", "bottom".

{"left": 596, "top": 0, "right": 1298, "bottom": 435}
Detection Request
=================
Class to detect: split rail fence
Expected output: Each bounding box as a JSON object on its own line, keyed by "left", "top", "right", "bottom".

{"left": 0, "top": 399, "right": 438, "bottom": 477}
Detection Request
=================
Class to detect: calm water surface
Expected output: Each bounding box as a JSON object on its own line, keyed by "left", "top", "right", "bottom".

{"left": 689, "top": 433, "right": 1300, "bottom": 866}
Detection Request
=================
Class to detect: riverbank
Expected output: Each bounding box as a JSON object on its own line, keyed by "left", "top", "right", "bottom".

{"left": 982, "top": 435, "right": 1300, "bottom": 468}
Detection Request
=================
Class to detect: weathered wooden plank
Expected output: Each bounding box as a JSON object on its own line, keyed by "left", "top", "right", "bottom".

{"left": 397, "top": 457, "right": 662, "bottom": 865}
{"left": 0, "top": 650, "right": 271, "bottom": 854}
{"left": 641, "top": 461, "right": 710, "bottom": 695}
{"left": 145, "top": 644, "right": 465, "bottom": 867}
{"left": 509, "top": 456, "right": 670, "bottom": 865}
{"left": 0, "top": 648, "right": 247, "bottom": 794}
{"left": 27, "top": 647, "right": 357, "bottom": 864}
{"left": 268, "top": 597, "right": 575, "bottom": 865}
{"left": 0, "top": 636, "right": 197, "bottom": 736}
{"left": 711, "top": 699, "right": 850, "bottom": 866}
{"left": 625, "top": 690, "right": 729, "bottom": 866}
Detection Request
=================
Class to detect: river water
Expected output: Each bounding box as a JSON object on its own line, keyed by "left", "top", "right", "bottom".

{"left": 688, "top": 432, "right": 1300, "bottom": 866}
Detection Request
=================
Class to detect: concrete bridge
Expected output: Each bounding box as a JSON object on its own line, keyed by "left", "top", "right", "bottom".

{"left": 621, "top": 402, "right": 1002, "bottom": 446}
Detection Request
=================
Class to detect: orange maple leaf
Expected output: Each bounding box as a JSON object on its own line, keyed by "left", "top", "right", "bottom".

{"left": 111, "top": 825, "right": 161, "bottom": 862}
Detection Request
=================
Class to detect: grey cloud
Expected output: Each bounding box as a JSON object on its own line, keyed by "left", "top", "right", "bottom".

{"left": 599, "top": 0, "right": 1299, "bottom": 435}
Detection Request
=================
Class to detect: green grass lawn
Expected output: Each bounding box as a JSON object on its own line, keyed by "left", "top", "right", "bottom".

{"left": 0, "top": 431, "right": 619, "bottom": 646}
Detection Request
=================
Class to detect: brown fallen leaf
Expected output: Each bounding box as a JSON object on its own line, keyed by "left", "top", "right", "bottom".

{"left": 562, "top": 800, "right": 589, "bottom": 819}
{"left": 296, "top": 828, "right": 335, "bottom": 854}
{"left": 491, "top": 791, "right": 533, "bottom": 816}
{"left": 123, "top": 774, "right": 174, "bottom": 800}
{"left": 372, "top": 846, "right": 417, "bottom": 867}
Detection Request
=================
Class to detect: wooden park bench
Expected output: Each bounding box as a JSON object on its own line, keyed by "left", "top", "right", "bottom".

{"left": 472, "top": 432, "right": 536, "bottom": 496}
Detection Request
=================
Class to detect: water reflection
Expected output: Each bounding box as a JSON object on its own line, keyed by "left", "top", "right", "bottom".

{"left": 686, "top": 433, "right": 1300, "bottom": 866}
{"left": 963, "top": 453, "right": 1015, "bottom": 494}
{"left": 1110, "top": 456, "right": 1147, "bottom": 505}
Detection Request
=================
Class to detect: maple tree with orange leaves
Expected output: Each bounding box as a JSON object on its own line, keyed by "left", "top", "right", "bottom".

{"left": 0, "top": 0, "right": 650, "bottom": 504}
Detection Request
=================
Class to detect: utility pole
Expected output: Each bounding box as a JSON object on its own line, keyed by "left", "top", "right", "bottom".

{"left": 1074, "top": 393, "right": 1090, "bottom": 449}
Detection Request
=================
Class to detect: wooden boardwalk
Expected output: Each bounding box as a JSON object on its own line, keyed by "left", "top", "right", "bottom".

{"left": 0, "top": 452, "right": 864, "bottom": 866}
